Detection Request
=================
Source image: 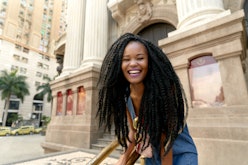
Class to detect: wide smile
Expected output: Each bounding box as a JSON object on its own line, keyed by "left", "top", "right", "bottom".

{"left": 128, "top": 69, "right": 141, "bottom": 78}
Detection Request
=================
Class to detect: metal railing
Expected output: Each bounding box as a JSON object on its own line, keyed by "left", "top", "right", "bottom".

{"left": 87, "top": 140, "right": 144, "bottom": 165}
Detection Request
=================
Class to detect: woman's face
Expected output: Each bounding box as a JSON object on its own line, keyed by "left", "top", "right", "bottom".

{"left": 122, "top": 41, "right": 149, "bottom": 85}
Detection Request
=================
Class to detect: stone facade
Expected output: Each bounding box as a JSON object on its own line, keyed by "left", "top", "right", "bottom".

{"left": 42, "top": 0, "right": 248, "bottom": 164}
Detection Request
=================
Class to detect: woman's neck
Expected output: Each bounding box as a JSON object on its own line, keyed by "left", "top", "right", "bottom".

{"left": 130, "top": 83, "right": 144, "bottom": 99}
{"left": 130, "top": 83, "right": 144, "bottom": 115}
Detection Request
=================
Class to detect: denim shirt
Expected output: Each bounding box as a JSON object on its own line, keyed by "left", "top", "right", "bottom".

{"left": 126, "top": 96, "right": 198, "bottom": 165}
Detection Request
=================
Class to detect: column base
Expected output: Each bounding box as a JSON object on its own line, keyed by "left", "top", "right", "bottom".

{"left": 80, "top": 59, "right": 103, "bottom": 70}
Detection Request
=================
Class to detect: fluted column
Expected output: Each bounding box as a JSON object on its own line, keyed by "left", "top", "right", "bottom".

{"left": 61, "top": 0, "right": 86, "bottom": 75}
{"left": 176, "top": 0, "right": 227, "bottom": 29}
{"left": 81, "top": 0, "right": 108, "bottom": 68}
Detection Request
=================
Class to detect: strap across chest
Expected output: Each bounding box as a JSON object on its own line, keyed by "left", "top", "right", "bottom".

{"left": 127, "top": 96, "right": 139, "bottom": 130}
{"left": 127, "top": 96, "right": 136, "bottom": 120}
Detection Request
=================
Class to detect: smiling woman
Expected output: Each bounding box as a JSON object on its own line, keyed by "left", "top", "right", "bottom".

{"left": 121, "top": 41, "right": 148, "bottom": 85}
{"left": 97, "top": 33, "right": 198, "bottom": 165}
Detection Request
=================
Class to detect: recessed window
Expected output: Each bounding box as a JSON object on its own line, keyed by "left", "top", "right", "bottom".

{"left": 21, "top": 57, "right": 28, "bottom": 63}
{"left": 15, "top": 44, "right": 22, "bottom": 50}
{"left": 43, "top": 73, "right": 48, "bottom": 78}
{"left": 13, "top": 54, "right": 20, "bottom": 61}
{"left": 9, "top": 100, "right": 20, "bottom": 110}
{"left": 56, "top": 92, "right": 63, "bottom": 115}
{"left": 11, "top": 65, "right": 18, "bottom": 71}
{"left": 20, "top": 67, "right": 27, "bottom": 74}
{"left": 35, "top": 81, "right": 41, "bottom": 86}
{"left": 77, "top": 86, "right": 86, "bottom": 115}
{"left": 43, "top": 64, "right": 49, "bottom": 70}
{"left": 37, "top": 62, "right": 43, "bottom": 68}
{"left": 66, "top": 89, "right": 73, "bottom": 115}
{"left": 188, "top": 55, "right": 224, "bottom": 108}
{"left": 36, "top": 72, "right": 42, "bottom": 77}
{"left": 23, "top": 47, "right": 29, "bottom": 53}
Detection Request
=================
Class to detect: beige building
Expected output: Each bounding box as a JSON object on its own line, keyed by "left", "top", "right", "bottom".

{"left": 0, "top": 0, "right": 67, "bottom": 126}
{"left": 42, "top": 0, "right": 248, "bottom": 164}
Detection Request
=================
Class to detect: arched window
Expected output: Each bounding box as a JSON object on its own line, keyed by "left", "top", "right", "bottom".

{"left": 189, "top": 55, "right": 225, "bottom": 108}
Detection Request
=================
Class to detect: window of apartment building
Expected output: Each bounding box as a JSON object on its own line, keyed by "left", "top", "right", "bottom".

{"left": 43, "top": 73, "right": 48, "bottom": 78}
{"left": 33, "top": 103, "right": 43, "bottom": 111}
{"left": 23, "top": 47, "right": 29, "bottom": 53}
{"left": 35, "top": 81, "right": 41, "bottom": 86}
{"left": 43, "top": 55, "right": 50, "bottom": 61}
{"left": 0, "top": 19, "right": 4, "bottom": 29}
{"left": 38, "top": 53, "right": 43, "bottom": 59}
{"left": 0, "top": 27, "right": 2, "bottom": 35}
{"left": 20, "top": 67, "right": 27, "bottom": 74}
{"left": 37, "top": 62, "right": 43, "bottom": 68}
{"left": 43, "top": 64, "right": 49, "bottom": 70}
{"left": 21, "top": 57, "right": 28, "bottom": 63}
{"left": 11, "top": 65, "right": 18, "bottom": 71}
{"left": 15, "top": 44, "right": 22, "bottom": 50}
{"left": 0, "top": 8, "right": 6, "bottom": 16}
{"left": 13, "top": 54, "right": 20, "bottom": 61}
{"left": 9, "top": 100, "right": 20, "bottom": 110}
{"left": 188, "top": 55, "right": 224, "bottom": 108}
{"left": 36, "top": 72, "right": 42, "bottom": 77}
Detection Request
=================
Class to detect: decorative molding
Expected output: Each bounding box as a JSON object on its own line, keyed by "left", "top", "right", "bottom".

{"left": 134, "top": 0, "right": 153, "bottom": 23}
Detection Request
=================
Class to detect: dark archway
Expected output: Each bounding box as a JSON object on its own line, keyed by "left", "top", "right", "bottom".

{"left": 137, "top": 23, "right": 175, "bottom": 46}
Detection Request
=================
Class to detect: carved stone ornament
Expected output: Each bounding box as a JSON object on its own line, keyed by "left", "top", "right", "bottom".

{"left": 134, "top": 0, "right": 153, "bottom": 23}
{"left": 56, "top": 54, "right": 64, "bottom": 75}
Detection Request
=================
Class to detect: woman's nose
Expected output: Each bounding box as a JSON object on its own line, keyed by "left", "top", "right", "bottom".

{"left": 129, "top": 59, "right": 137, "bottom": 66}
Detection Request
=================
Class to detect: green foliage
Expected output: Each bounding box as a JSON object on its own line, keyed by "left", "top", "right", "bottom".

{"left": 36, "top": 76, "right": 52, "bottom": 102}
{"left": 41, "top": 115, "right": 51, "bottom": 126}
{"left": 0, "top": 70, "right": 30, "bottom": 126}
{"left": 0, "top": 70, "right": 30, "bottom": 102}
{"left": 40, "top": 115, "right": 51, "bottom": 136}
{"left": 7, "top": 114, "right": 23, "bottom": 124}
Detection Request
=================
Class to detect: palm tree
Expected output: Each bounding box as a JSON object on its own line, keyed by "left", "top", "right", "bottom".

{"left": 36, "top": 76, "right": 53, "bottom": 132}
{"left": 36, "top": 76, "right": 52, "bottom": 103}
{"left": 0, "top": 70, "right": 30, "bottom": 126}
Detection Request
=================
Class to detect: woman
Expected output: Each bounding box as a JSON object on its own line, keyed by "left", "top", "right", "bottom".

{"left": 97, "top": 33, "right": 198, "bottom": 164}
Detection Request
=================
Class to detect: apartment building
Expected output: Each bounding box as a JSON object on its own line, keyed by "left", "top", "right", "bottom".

{"left": 0, "top": 0, "right": 67, "bottom": 126}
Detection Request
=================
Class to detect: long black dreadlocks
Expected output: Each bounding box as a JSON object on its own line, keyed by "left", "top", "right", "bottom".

{"left": 97, "top": 33, "right": 188, "bottom": 155}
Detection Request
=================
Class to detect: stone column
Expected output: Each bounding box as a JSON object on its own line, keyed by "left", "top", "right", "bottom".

{"left": 81, "top": 0, "right": 108, "bottom": 68}
{"left": 176, "top": 0, "right": 227, "bottom": 29}
{"left": 61, "top": 0, "right": 86, "bottom": 75}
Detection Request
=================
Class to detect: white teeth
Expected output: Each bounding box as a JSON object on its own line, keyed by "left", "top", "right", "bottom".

{"left": 129, "top": 70, "right": 140, "bottom": 74}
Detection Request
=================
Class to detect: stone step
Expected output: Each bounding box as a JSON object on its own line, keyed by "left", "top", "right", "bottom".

{"left": 188, "top": 105, "right": 248, "bottom": 118}
{"left": 103, "top": 132, "right": 115, "bottom": 139}
{"left": 189, "top": 125, "right": 248, "bottom": 140}
{"left": 91, "top": 143, "right": 123, "bottom": 155}
{"left": 188, "top": 116, "right": 248, "bottom": 126}
{"left": 96, "top": 138, "right": 114, "bottom": 145}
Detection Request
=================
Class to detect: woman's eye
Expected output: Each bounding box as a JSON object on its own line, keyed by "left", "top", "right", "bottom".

{"left": 137, "top": 57, "right": 144, "bottom": 60}
{"left": 122, "top": 58, "right": 129, "bottom": 61}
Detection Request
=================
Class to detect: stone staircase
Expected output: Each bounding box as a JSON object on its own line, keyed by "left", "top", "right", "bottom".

{"left": 91, "top": 129, "right": 123, "bottom": 156}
